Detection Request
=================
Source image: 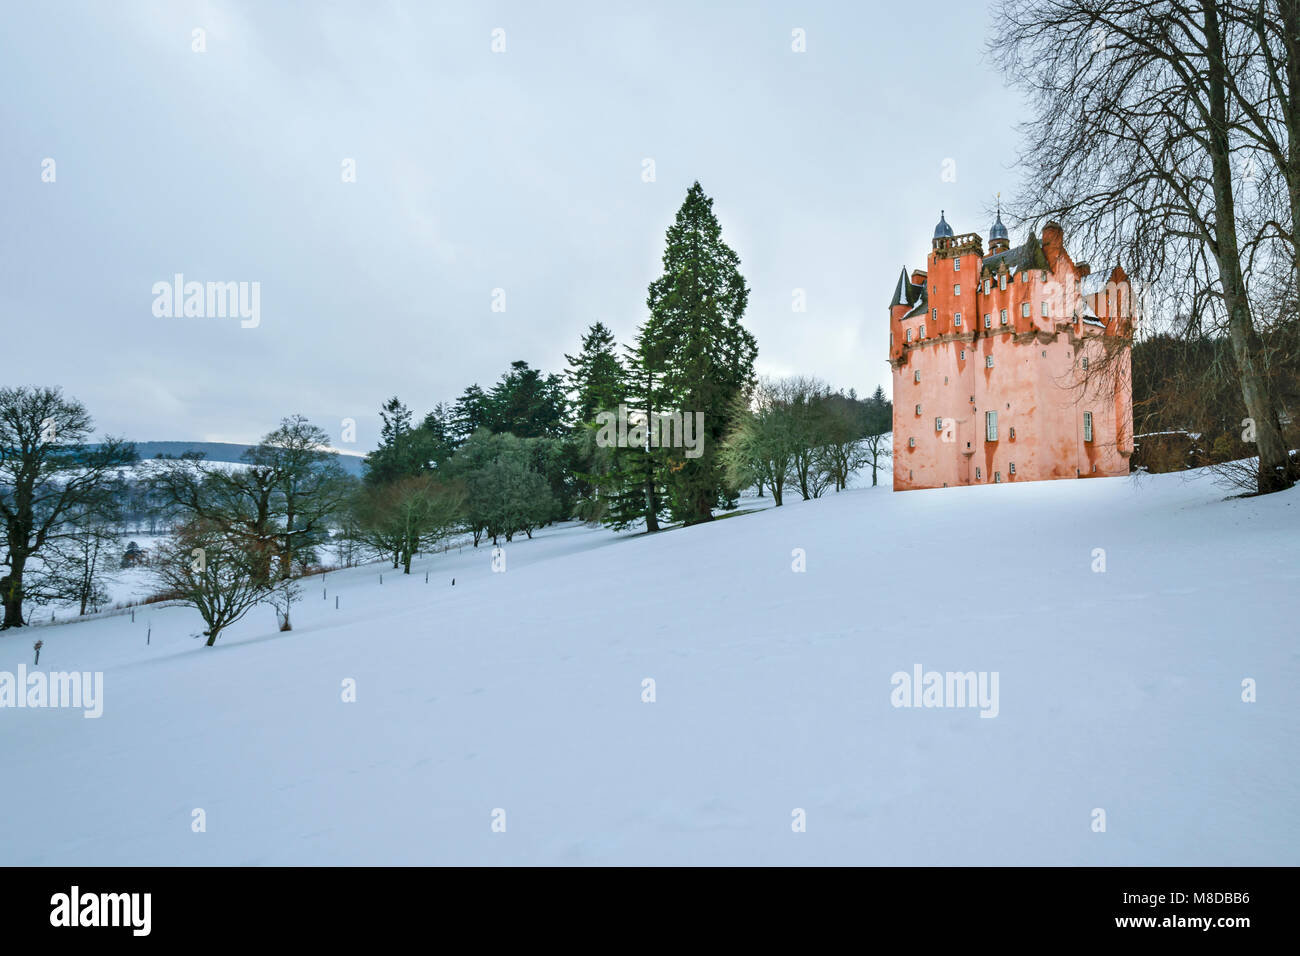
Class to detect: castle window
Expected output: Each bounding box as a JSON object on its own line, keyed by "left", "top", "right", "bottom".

{"left": 986, "top": 355, "right": 995, "bottom": 368}
{"left": 935, "top": 417, "right": 944, "bottom": 432}
{"left": 932, "top": 308, "right": 937, "bottom": 321}
{"left": 986, "top": 410, "right": 998, "bottom": 441}
{"left": 906, "top": 328, "right": 912, "bottom": 343}
{"left": 954, "top": 284, "right": 961, "bottom": 296}
{"left": 960, "top": 349, "right": 966, "bottom": 360}
{"left": 1083, "top": 412, "right": 1094, "bottom": 442}
{"left": 908, "top": 437, "right": 916, "bottom": 448}
{"left": 1041, "top": 300, "right": 1049, "bottom": 316}
{"left": 920, "top": 323, "right": 926, "bottom": 337}
{"left": 914, "top": 370, "right": 921, "bottom": 383}
{"left": 1000, "top": 275, "right": 1007, "bottom": 291}
{"left": 1082, "top": 357, "right": 1089, "bottom": 370}
{"left": 975, "top": 467, "right": 982, "bottom": 480}
{"left": 984, "top": 314, "right": 991, "bottom": 329}
{"left": 1000, "top": 309, "right": 1008, "bottom": 325}
{"left": 1009, "top": 426, "right": 1016, "bottom": 440}
{"left": 915, "top": 403, "right": 922, "bottom": 416}
{"left": 1021, "top": 272, "right": 1028, "bottom": 282}
{"left": 954, "top": 258, "right": 960, "bottom": 272}
{"left": 1009, "top": 462, "right": 1016, "bottom": 474}
{"left": 994, "top": 471, "right": 1002, "bottom": 483}
{"left": 955, "top": 312, "right": 962, "bottom": 327}
{"left": 891, "top": 332, "right": 894, "bottom": 347}
{"left": 1021, "top": 302, "right": 1031, "bottom": 318}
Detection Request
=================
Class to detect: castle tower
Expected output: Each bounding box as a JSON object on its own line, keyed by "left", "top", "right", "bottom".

{"left": 889, "top": 211, "right": 1134, "bottom": 491}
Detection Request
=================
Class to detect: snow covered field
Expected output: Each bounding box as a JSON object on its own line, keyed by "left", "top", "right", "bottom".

{"left": 1, "top": 466, "right": 1297, "bottom": 865}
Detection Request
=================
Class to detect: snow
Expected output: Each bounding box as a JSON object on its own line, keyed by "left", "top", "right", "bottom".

{"left": 1, "top": 464, "right": 1297, "bottom": 865}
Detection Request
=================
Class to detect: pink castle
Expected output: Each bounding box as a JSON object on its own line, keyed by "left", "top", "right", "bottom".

{"left": 889, "top": 211, "right": 1134, "bottom": 491}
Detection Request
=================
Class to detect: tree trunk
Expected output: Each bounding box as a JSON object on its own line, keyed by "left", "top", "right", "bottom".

{"left": 1278, "top": 0, "right": 1300, "bottom": 299}
{"left": 643, "top": 477, "right": 659, "bottom": 532}
{"left": 1204, "top": 0, "right": 1295, "bottom": 494}
{"left": 1, "top": 559, "right": 27, "bottom": 629}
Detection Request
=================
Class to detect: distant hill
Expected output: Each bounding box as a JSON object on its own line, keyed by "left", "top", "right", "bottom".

{"left": 110, "top": 441, "right": 367, "bottom": 477}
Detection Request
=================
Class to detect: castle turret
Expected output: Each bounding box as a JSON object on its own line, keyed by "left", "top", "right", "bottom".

{"left": 988, "top": 208, "right": 1009, "bottom": 254}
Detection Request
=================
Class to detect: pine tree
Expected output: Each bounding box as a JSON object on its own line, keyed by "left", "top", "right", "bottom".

{"left": 486, "top": 360, "right": 567, "bottom": 438}
{"left": 643, "top": 182, "right": 757, "bottom": 525}
{"left": 364, "top": 397, "right": 437, "bottom": 485}
{"left": 598, "top": 336, "right": 669, "bottom": 532}
{"left": 451, "top": 385, "right": 491, "bottom": 445}
{"left": 564, "top": 323, "right": 627, "bottom": 519}
{"left": 564, "top": 322, "right": 625, "bottom": 426}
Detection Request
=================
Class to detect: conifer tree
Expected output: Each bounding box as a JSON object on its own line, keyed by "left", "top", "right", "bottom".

{"left": 598, "top": 336, "right": 669, "bottom": 531}
{"left": 564, "top": 322, "right": 625, "bottom": 426}
{"left": 565, "top": 323, "right": 627, "bottom": 518}
{"left": 643, "top": 182, "right": 757, "bottom": 524}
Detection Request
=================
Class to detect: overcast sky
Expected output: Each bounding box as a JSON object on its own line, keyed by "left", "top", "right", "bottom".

{"left": 1, "top": 0, "right": 1027, "bottom": 450}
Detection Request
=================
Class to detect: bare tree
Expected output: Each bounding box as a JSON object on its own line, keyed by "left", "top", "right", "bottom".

{"left": 245, "top": 415, "right": 354, "bottom": 580}
{"left": 27, "top": 511, "right": 120, "bottom": 616}
{"left": 991, "top": 0, "right": 1297, "bottom": 494}
{"left": 720, "top": 380, "right": 796, "bottom": 505}
{"left": 0, "top": 386, "right": 135, "bottom": 629}
{"left": 152, "top": 521, "right": 273, "bottom": 647}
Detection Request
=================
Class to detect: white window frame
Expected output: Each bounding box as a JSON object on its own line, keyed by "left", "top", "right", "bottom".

{"left": 986, "top": 410, "right": 998, "bottom": 441}
{"left": 915, "top": 403, "right": 922, "bottom": 416}
{"left": 954, "top": 284, "right": 961, "bottom": 296}
{"left": 953, "top": 257, "right": 960, "bottom": 272}
{"left": 935, "top": 417, "right": 944, "bottom": 432}
{"left": 983, "top": 314, "right": 991, "bottom": 329}
{"left": 985, "top": 355, "right": 995, "bottom": 368}
{"left": 999, "top": 275, "right": 1007, "bottom": 291}
{"left": 906, "top": 328, "right": 912, "bottom": 343}
{"left": 1000, "top": 308, "right": 1008, "bottom": 325}
{"left": 955, "top": 312, "right": 962, "bottom": 327}
{"left": 1083, "top": 411, "right": 1094, "bottom": 442}
{"left": 1021, "top": 302, "right": 1031, "bottom": 317}
{"left": 914, "top": 369, "right": 921, "bottom": 383}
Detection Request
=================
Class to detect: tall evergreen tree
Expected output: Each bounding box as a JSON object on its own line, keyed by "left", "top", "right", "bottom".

{"left": 598, "top": 336, "right": 669, "bottom": 532}
{"left": 564, "top": 322, "right": 625, "bottom": 426}
{"left": 451, "top": 385, "right": 491, "bottom": 445}
{"left": 565, "top": 323, "right": 627, "bottom": 518}
{"left": 364, "top": 397, "right": 437, "bottom": 485}
{"left": 643, "top": 182, "right": 757, "bottom": 525}
{"left": 419, "top": 402, "right": 457, "bottom": 467}
{"left": 486, "top": 360, "right": 567, "bottom": 438}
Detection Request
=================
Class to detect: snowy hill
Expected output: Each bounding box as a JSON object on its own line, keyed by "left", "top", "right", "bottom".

{"left": 105, "top": 441, "right": 367, "bottom": 477}
{"left": 1, "top": 467, "right": 1296, "bottom": 865}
